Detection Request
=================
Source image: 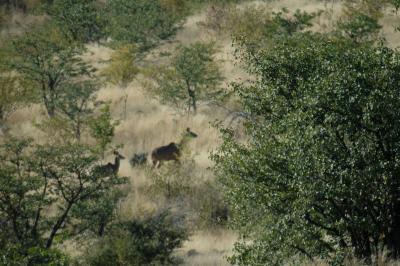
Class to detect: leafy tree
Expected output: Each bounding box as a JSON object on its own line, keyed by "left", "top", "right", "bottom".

{"left": 71, "top": 187, "right": 126, "bottom": 237}
{"left": 105, "top": 0, "right": 185, "bottom": 51}
{"left": 45, "top": 0, "right": 106, "bottom": 43}
{"left": 101, "top": 44, "right": 139, "bottom": 88}
{"left": 56, "top": 80, "right": 98, "bottom": 141}
{"left": 213, "top": 34, "right": 400, "bottom": 264}
{"left": 0, "top": 138, "right": 127, "bottom": 258}
{"left": 6, "top": 24, "right": 94, "bottom": 117}
{"left": 146, "top": 42, "right": 223, "bottom": 114}
{"left": 89, "top": 104, "right": 119, "bottom": 155}
{"left": 101, "top": 44, "right": 140, "bottom": 119}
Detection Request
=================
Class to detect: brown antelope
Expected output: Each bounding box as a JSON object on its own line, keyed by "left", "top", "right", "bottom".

{"left": 94, "top": 150, "right": 125, "bottom": 177}
{"left": 151, "top": 128, "right": 198, "bottom": 168}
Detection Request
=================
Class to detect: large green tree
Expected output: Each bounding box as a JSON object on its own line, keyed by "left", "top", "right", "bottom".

{"left": 214, "top": 34, "right": 400, "bottom": 264}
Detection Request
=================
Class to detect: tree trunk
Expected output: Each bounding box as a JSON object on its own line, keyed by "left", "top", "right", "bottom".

{"left": 123, "top": 93, "right": 128, "bottom": 120}
{"left": 352, "top": 232, "right": 372, "bottom": 263}
{"left": 46, "top": 202, "right": 73, "bottom": 248}
{"left": 98, "top": 221, "right": 106, "bottom": 237}
{"left": 42, "top": 87, "right": 55, "bottom": 118}
{"left": 386, "top": 201, "right": 400, "bottom": 259}
{"left": 0, "top": 106, "right": 4, "bottom": 121}
{"left": 75, "top": 120, "right": 81, "bottom": 141}
{"left": 191, "top": 93, "right": 197, "bottom": 114}
{"left": 46, "top": 105, "right": 55, "bottom": 117}
{"left": 187, "top": 88, "right": 196, "bottom": 114}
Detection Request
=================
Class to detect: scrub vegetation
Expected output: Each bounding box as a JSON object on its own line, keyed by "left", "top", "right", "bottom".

{"left": 2, "top": 0, "right": 400, "bottom": 265}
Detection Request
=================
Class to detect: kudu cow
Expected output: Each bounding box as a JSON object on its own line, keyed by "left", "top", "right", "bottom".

{"left": 151, "top": 128, "right": 198, "bottom": 168}
{"left": 94, "top": 150, "right": 125, "bottom": 177}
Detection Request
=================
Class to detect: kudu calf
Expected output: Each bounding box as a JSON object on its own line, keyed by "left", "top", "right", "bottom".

{"left": 151, "top": 128, "right": 198, "bottom": 168}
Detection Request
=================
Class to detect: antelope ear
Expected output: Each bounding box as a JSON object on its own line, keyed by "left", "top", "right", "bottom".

{"left": 113, "top": 150, "right": 119, "bottom": 155}
{"left": 187, "top": 127, "right": 190, "bottom": 132}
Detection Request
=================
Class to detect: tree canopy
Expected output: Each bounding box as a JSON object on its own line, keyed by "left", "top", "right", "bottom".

{"left": 214, "top": 34, "right": 400, "bottom": 264}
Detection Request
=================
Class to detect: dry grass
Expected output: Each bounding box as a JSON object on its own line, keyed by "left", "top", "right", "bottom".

{"left": 176, "top": 230, "right": 237, "bottom": 266}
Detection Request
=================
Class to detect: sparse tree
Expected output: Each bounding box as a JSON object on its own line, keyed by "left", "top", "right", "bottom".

{"left": 6, "top": 24, "right": 94, "bottom": 117}
{"left": 89, "top": 104, "right": 119, "bottom": 155}
{"left": 147, "top": 42, "right": 223, "bottom": 114}
{"left": 56, "top": 80, "right": 98, "bottom": 141}
{"left": 101, "top": 44, "right": 139, "bottom": 119}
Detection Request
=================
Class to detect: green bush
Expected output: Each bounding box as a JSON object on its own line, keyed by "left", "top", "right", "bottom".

{"left": 0, "top": 244, "right": 69, "bottom": 266}
{"left": 105, "top": 0, "right": 185, "bottom": 51}
{"left": 80, "top": 211, "right": 188, "bottom": 266}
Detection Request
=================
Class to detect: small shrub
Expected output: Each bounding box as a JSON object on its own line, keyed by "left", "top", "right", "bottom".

{"left": 0, "top": 244, "right": 69, "bottom": 266}
{"left": 80, "top": 211, "right": 188, "bottom": 266}
{"left": 145, "top": 158, "right": 196, "bottom": 200}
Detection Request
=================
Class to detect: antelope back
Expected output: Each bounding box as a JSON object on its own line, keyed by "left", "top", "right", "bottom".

{"left": 152, "top": 142, "right": 180, "bottom": 161}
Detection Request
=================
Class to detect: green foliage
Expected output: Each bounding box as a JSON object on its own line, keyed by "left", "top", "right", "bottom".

{"left": 0, "top": 7, "right": 6, "bottom": 28}
{"left": 105, "top": 0, "right": 185, "bottom": 51}
{"left": 0, "top": 244, "right": 69, "bottom": 266}
{"left": 207, "top": 6, "right": 319, "bottom": 55}
{"left": 271, "top": 8, "right": 321, "bottom": 36}
{"left": 89, "top": 104, "right": 119, "bottom": 154}
{"left": 26, "top": 247, "right": 70, "bottom": 266}
{"left": 80, "top": 211, "right": 188, "bottom": 266}
{"left": 71, "top": 187, "right": 127, "bottom": 237}
{"left": 214, "top": 34, "right": 400, "bottom": 264}
{"left": 54, "top": 80, "right": 99, "bottom": 140}
{"left": 146, "top": 42, "right": 223, "bottom": 114}
{"left": 0, "top": 137, "right": 127, "bottom": 255}
{"left": 101, "top": 44, "right": 139, "bottom": 88}
{"left": 337, "top": 9, "right": 382, "bottom": 43}
{"left": 393, "top": 0, "right": 400, "bottom": 9}
{"left": 0, "top": 72, "right": 23, "bottom": 122}
{"left": 5, "top": 24, "right": 94, "bottom": 117}
{"left": 45, "top": 0, "right": 106, "bottom": 43}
